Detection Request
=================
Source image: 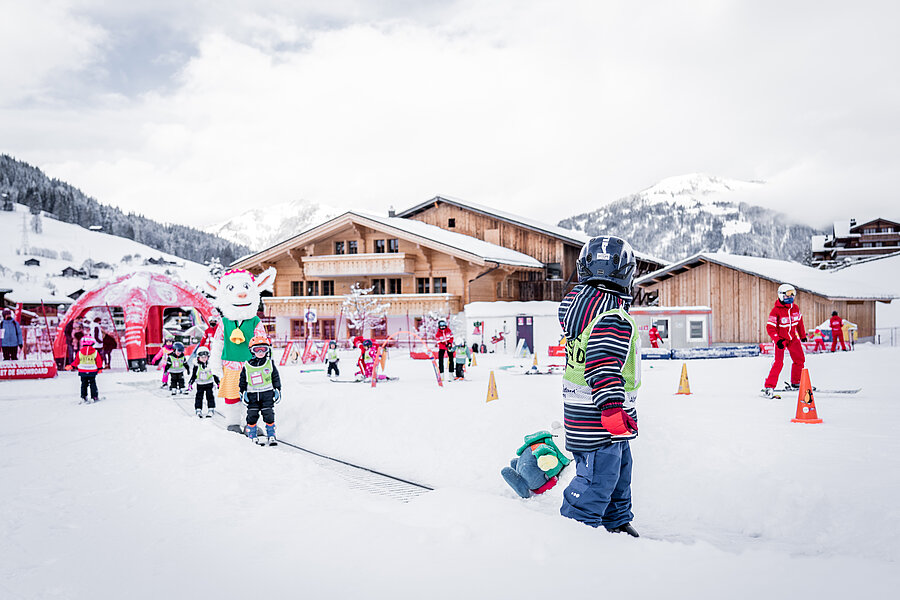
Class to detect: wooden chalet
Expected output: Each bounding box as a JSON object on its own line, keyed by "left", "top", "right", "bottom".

{"left": 230, "top": 211, "right": 544, "bottom": 340}
{"left": 812, "top": 217, "right": 900, "bottom": 267}
{"left": 395, "top": 195, "right": 666, "bottom": 302}
{"left": 636, "top": 253, "right": 895, "bottom": 343}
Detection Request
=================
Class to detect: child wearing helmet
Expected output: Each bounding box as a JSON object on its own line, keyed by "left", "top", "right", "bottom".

{"left": 66, "top": 335, "right": 103, "bottom": 403}
{"left": 239, "top": 336, "right": 282, "bottom": 445}
{"left": 452, "top": 339, "right": 471, "bottom": 380}
{"left": 165, "top": 341, "right": 188, "bottom": 395}
{"left": 325, "top": 340, "right": 340, "bottom": 379}
{"left": 356, "top": 339, "right": 376, "bottom": 381}
{"left": 189, "top": 346, "right": 220, "bottom": 417}
{"left": 558, "top": 235, "right": 641, "bottom": 537}
{"left": 152, "top": 337, "right": 175, "bottom": 388}
{"left": 762, "top": 283, "right": 807, "bottom": 397}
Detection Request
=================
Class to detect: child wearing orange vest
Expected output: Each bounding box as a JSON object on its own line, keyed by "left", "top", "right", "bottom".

{"left": 67, "top": 335, "right": 103, "bottom": 403}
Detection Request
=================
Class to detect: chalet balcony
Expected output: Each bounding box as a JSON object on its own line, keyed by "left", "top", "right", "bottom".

{"left": 263, "top": 293, "right": 462, "bottom": 317}
{"left": 302, "top": 253, "right": 416, "bottom": 277}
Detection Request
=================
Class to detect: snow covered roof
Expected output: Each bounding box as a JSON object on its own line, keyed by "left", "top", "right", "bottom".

{"left": 4, "top": 283, "right": 74, "bottom": 305}
{"left": 811, "top": 235, "right": 829, "bottom": 253}
{"left": 233, "top": 211, "right": 544, "bottom": 269}
{"left": 636, "top": 252, "right": 897, "bottom": 301}
{"left": 394, "top": 195, "right": 668, "bottom": 267}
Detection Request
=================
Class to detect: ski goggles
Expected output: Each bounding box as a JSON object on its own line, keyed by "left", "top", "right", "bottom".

{"left": 251, "top": 346, "right": 269, "bottom": 354}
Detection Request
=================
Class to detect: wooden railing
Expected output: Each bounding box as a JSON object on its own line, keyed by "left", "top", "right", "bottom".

{"left": 302, "top": 253, "right": 416, "bottom": 277}
{"left": 264, "top": 293, "right": 462, "bottom": 317}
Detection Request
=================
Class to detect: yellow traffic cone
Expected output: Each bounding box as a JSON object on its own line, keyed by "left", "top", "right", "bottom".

{"left": 486, "top": 370, "right": 499, "bottom": 402}
{"left": 676, "top": 363, "right": 691, "bottom": 395}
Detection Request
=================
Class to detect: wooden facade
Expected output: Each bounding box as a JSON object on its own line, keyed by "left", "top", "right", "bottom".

{"left": 396, "top": 196, "right": 666, "bottom": 301}
{"left": 637, "top": 257, "right": 885, "bottom": 343}
{"left": 812, "top": 217, "right": 900, "bottom": 266}
{"left": 230, "top": 212, "right": 543, "bottom": 339}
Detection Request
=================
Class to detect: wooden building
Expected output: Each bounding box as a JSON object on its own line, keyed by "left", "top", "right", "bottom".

{"left": 635, "top": 253, "right": 895, "bottom": 343}
{"left": 230, "top": 211, "right": 544, "bottom": 340}
{"left": 395, "top": 195, "right": 666, "bottom": 302}
{"left": 812, "top": 217, "right": 900, "bottom": 267}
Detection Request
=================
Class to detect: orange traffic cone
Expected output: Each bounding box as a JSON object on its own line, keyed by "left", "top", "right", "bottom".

{"left": 486, "top": 370, "right": 499, "bottom": 402}
{"left": 675, "top": 363, "right": 691, "bottom": 395}
{"left": 791, "top": 368, "right": 822, "bottom": 424}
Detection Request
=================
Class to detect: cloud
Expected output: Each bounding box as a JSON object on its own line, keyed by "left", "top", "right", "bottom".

{"left": 2, "top": 1, "right": 899, "bottom": 229}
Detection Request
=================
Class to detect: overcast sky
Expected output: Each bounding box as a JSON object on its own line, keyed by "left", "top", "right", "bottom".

{"left": 1, "top": 0, "right": 897, "bottom": 230}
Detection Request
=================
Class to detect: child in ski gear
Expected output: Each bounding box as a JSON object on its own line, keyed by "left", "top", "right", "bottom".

{"left": 189, "top": 346, "right": 220, "bottom": 417}
{"left": 152, "top": 337, "right": 175, "bottom": 387}
{"left": 325, "top": 340, "right": 340, "bottom": 378}
{"left": 1, "top": 308, "right": 23, "bottom": 360}
{"left": 453, "top": 340, "right": 471, "bottom": 380}
{"left": 813, "top": 328, "right": 826, "bottom": 353}
{"left": 559, "top": 235, "right": 640, "bottom": 537}
{"left": 502, "top": 428, "right": 571, "bottom": 499}
{"left": 207, "top": 268, "right": 276, "bottom": 433}
{"left": 762, "top": 283, "right": 806, "bottom": 396}
{"left": 356, "top": 339, "right": 376, "bottom": 380}
{"left": 239, "top": 336, "right": 281, "bottom": 445}
{"left": 648, "top": 323, "right": 663, "bottom": 348}
{"left": 66, "top": 336, "right": 103, "bottom": 403}
{"left": 435, "top": 319, "right": 454, "bottom": 376}
{"left": 830, "top": 310, "right": 846, "bottom": 352}
{"left": 165, "top": 342, "right": 188, "bottom": 395}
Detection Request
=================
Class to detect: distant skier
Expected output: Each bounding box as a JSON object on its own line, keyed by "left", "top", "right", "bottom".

{"left": 762, "top": 283, "right": 807, "bottom": 397}
{"left": 452, "top": 339, "right": 471, "bottom": 380}
{"left": 830, "top": 311, "right": 847, "bottom": 352}
{"left": 239, "top": 336, "right": 281, "bottom": 445}
{"left": 188, "top": 346, "right": 219, "bottom": 417}
{"left": 559, "top": 235, "right": 641, "bottom": 537}
{"left": 434, "top": 319, "right": 455, "bottom": 378}
{"left": 325, "top": 340, "right": 340, "bottom": 379}
{"left": 165, "top": 342, "right": 188, "bottom": 395}
{"left": 648, "top": 323, "right": 663, "bottom": 349}
{"left": 66, "top": 335, "right": 103, "bottom": 403}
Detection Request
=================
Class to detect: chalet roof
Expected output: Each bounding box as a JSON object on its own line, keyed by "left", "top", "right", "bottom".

{"left": 232, "top": 211, "right": 544, "bottom": 269}
{"left": 636, "top": 252, "right": 897, "bottom": 301}
{"left": 848, "top": 217, "right": 900, "bottom": 234}
{"left": 395, "top": 195, "right": 668, "bottom": 266}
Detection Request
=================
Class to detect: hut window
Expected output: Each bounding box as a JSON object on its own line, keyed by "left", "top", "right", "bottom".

{"left": 448, "top": 218, "right": 456, "bottom": 228}
{"left": 689, "top": 320, "right": 705, "bottom": 340}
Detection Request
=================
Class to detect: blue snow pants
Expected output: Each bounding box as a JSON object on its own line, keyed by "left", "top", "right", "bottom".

{"left": 560, "top": 441, "right": 633, "bottom": 530}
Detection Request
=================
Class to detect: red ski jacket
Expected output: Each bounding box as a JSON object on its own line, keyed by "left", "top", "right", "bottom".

{"left": 766, "top": 301, "right": 805, "bottom": 343}
{"left": 69, "top": 347, "right": 103, "bottom": 373}
{"left": 648, "top": 327, "right": 662, "bottom": 344}
{"left": 830, "top": 315, "right": 844, "bottom": 331}
{"left": 434, "top": 327, "right": 454, "bottom": 351}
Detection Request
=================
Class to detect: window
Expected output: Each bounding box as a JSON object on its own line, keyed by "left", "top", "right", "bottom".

{"left": 290, "top": 319, "right": 302, "bottom": 339}
{"left": 307, "top": 321, "right": 320, "bottom": 337}
{"left": 321, "top": 280, "right": 334, "bottom": 296}
{"left": 306, "top": 281, "right": 319, "bottom": 296}
{"left": 372, "top": 278, "right": 386, "bottom": 294}
{"left": 448, "top": 218, "right": 456, "bottom": 228}
{"left": 389, "top": 278, "right": 401, "bottom": 294}
{"left": 371, "top": 317, "right": 387, "bottom": 337}
{"left": 507, "top": 279, "right": 515, "bottom": 298}
{"left": 689, "top": 320, "right": 705, "bottom": 340}
{"left": 655, "top": 319, "right": 669, "bottom": 339}
{"left": 864, "top": 228, "right": 877, "bottom": 234}
{"left": 416, "top": 277, "right": 430, "bottom": 293}
{"left": 334, "top": 241, "right": 345, "bottom": 255}
{"left": 433, "top": 277, "right": 447, "bottom": 293}
{"left": 320, "top": 319, "right": 336, "bottom": 340}
{"left": 348, "top": 240, "right": 358, "bottom": 254}
{"left": 497, "top": 282, "right": 502, "bottom": 298}
{"left": 374, "top": 239, "right": 386, "bottom": 253}
{"left": 387, "top": 239, "right": 399, "bottom": 253}
{"left": 291, "top": 281, "right": 302, "bottom": 296}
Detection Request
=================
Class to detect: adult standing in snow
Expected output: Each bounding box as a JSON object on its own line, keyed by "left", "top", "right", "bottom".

{"left": 648, "top": 323, "right": 663, "bottom": 348}
{"left": 434, "top": 319, "right": 454, "bottom": 378}
{"left": 1, "top": 308, "right": 24, "bottom": 360}
{"left": 559, "top": 235, "right": 641, "bottom": 537}
{"left": 830, "top": 310, "right": 847, "bottom": 352}
{"left": 762, "top": 283, "right": 807, "bottom": 397}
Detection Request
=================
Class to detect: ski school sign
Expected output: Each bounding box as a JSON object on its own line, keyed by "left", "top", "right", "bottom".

{"left": 0, "top": 359, "right": 58, "bottom": 380}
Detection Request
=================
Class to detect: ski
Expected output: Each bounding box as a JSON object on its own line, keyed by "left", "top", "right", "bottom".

{"left": 775, "top": 387, "right": 861, "bottom": 395}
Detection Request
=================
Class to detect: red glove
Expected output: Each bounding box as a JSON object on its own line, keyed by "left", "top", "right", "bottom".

{"left": 601, "top": 406, "right": 638, "bottom": 435}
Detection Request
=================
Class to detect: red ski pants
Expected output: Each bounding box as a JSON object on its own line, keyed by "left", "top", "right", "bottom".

{"left": 765, "top": 338, "right": 805, "bottom": 388}
{"left": 831, "top": 330, "right": 846, "bottom": 352}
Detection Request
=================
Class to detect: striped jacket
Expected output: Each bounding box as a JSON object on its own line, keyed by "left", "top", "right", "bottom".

{"left": 559, "top": 284, "right": 639, "bottom": 452}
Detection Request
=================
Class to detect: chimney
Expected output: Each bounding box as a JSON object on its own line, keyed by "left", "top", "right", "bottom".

{"left": 849, "top": 218, "right": 857, "bottom": 227}
{"left": 388, "top": 206, "right": 396, "bottom": 217}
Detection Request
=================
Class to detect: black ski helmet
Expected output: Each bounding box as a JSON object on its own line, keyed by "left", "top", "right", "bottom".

{"left": 329, "top": 340, "right": 337, "bottom": 348}
{"left": 438, "top": 319, "right": 447, "bottom": 329}
{"left": 576, "top": 235, "right": 636, "bottom": 295}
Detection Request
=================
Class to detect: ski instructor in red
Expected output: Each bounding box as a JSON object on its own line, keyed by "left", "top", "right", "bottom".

{"left": 762, "top": 283, "right": 807, "bottom": 398}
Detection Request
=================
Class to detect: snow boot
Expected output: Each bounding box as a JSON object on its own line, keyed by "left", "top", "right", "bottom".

{"left": 501, "top": 466, "right": 532, "bottom": 499}
{"left": 170, "top": 388, "right": 177, "bottom": 396}
{"left": 607, "top": 523, "right": 640, "bottom": 538}
{"left": 761, "top": 387, "right": 776, "bottom": 398}
{"left": 205, "top": 408, "right": 215, "bottom": 418}
{"left": 195, "top": 409, "right": 203, "bottom": 418}
{"left": 265, "top": 423, "right": 277, "bottom": 446}
{"left": 246, "top": 424, "right": 259, "bottom": 443}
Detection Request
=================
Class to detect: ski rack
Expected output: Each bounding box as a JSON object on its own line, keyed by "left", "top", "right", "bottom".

{"left": 161, "top": 388, "right": 432, "bottom": 502}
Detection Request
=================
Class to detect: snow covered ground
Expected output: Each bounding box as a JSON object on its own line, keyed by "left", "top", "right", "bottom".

{"left": 2, "top": 346, "right": 899, "bottom": 599}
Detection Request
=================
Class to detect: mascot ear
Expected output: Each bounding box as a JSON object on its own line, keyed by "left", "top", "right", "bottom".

{"left": 205, "top": 278, "right": 220, "bottom": 296}
{"left": 255, "top": 267, "right": 277, "bottom": 293}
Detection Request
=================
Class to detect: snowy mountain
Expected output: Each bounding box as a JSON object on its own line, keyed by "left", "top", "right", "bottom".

{"left": 0, "top": 202, "right": 211, "bottom": 304}
{"left": 205, "top": 198, "right": 336, "bottom": 251}
{"left": 559, "top": 174, "right": 822, "bottom": 263}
